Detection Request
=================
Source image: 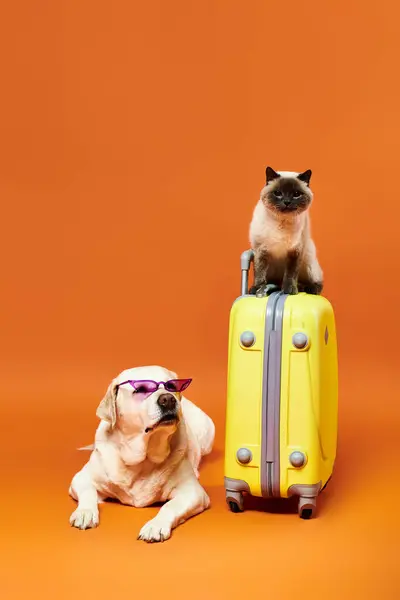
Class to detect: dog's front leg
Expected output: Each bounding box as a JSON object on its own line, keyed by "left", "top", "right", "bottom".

{"left": 138, "top": 477, "right": 210, "bottom": 543}
{"left": 69, "top": 462, "right": 100, "bottom": 530}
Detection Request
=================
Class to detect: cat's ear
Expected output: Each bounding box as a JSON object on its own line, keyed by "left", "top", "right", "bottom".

{"left": 266, "top": 167, "right": 280, "bottom": 184}
{"left": 297, "top": 169, "right": 312, "bottom": 185}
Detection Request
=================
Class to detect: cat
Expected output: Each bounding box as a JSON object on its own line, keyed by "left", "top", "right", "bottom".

{"left": 249, "top": 166, "right": 323, "bottom": 296}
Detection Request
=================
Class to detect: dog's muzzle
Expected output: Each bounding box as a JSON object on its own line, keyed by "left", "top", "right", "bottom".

{"left": 157, "top": 393, "right": 177, "bottom": 412}
{"left": 157, "top": 393, "right": 179, "bottom": 426}
{"left": 145, "top": 393, "right": 179, "bottom": 433}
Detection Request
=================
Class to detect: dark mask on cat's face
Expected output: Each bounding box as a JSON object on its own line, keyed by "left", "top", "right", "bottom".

{"left": 263, "top": 167, "right": 313, "bottom": 214}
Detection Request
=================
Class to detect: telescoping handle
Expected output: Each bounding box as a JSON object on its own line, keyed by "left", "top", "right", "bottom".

{"left": 240, "top": 249, "right": 254, "bottom": 296}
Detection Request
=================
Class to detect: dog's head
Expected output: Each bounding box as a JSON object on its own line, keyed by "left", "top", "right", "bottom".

{"left": 96, "top": 366, "right": 188, "bottom": 439}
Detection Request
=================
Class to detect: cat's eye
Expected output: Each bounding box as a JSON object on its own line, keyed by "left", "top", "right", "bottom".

{"left": 293, "top": 192, "right": 302, "bottom": 198}
{"left": 274, "top": 190, "right": 283, "bottom": 198}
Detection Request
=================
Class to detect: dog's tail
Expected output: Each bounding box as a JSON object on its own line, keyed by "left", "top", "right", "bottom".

{"left": 77, "top": 444, "right": 95, "bottom": 451}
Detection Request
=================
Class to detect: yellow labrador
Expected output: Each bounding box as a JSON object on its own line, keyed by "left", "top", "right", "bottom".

{"left": 69, "top": 366, "right": 215, "bottom": 542}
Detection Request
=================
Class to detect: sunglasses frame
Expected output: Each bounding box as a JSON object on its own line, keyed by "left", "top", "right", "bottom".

{"left": 117, "top": 378, "right": 192, "bottom": 396}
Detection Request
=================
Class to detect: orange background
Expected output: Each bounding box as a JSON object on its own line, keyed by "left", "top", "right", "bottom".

{"left": 1, "top": 1, "right": 399, "bottom": 598}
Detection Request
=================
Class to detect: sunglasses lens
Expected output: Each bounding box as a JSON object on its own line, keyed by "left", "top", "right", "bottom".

{"left": 132, "top": 381, "right": 158, "bottom": 395}
{"left": 179, "top": 379, "right": 192, "bottom": 391}
{"left": 165, "top": 381, "right": 177, "bottom": 392}
{"left": 165, "top": 379, "right": 192, "bottom": 393}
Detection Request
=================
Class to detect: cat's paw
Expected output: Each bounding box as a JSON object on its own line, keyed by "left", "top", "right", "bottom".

{"left": 282, "top": 281, "right": 298, "bottom": 295}
{"left": 304, "top": 282, "right": 323, "bottom": 295}
{"left": 251, "top": 284, "right": 267, "bottom": 296}
{"left": 251, "top": 283, "right": 280, "bottom": 297}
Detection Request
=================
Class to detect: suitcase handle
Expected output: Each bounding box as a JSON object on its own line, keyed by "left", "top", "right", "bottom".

{"left": 240, "top": 249, "right": 254, "bottom": 295}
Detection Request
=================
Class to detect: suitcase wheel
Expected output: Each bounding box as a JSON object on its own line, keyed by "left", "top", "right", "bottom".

{"left": 228, "top": 501, "right": 243, "bottom": 513}
{"left": 300, "top": 508, "right": 314, "bottom": 520}
{"left": 226, "top": 490, "right": 244, "bottom": 513}
{"left": 298, "top": 496, "right": 317, "bottom": 520}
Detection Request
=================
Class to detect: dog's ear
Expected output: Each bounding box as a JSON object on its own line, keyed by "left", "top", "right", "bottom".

{"left": 96, "top": 379, "right": 118, "bottom": 429}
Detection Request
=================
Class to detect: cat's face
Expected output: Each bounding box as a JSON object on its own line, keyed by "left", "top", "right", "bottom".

{"left": 261, "top": 167, "right": 313, "bottom": 215}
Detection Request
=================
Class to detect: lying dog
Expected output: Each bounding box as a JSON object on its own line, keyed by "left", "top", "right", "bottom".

{"left": 69, "top": 366, "right": 215, "bottom": 542}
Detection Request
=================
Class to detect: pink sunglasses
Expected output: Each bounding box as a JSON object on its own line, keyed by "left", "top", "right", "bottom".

{"left": 117, "top": 378, "right": 192, "bottom": 399}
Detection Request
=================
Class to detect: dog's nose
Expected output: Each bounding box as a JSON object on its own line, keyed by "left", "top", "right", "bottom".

{"left": 157, "top": 393, "right": 177, "bottom": 411}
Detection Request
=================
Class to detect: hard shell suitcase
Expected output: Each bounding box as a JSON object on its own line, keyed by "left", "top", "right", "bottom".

{"left": 224, "top": 250, "right": 338, "bottom": 518}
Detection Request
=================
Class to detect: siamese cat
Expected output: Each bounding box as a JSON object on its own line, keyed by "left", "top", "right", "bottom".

{"left": 249, "top": 167, "right": 323, "bottom": 295}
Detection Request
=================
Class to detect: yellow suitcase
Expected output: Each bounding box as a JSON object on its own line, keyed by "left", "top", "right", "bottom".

{"left": 224, "top": 250, "right": 338, "bottom": 518}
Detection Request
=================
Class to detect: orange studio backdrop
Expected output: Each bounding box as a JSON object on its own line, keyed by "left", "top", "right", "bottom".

{"left": 0, "top": 1, "right": 399, "bottom": 598}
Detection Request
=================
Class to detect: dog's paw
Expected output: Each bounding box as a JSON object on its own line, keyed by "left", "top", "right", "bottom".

{"left": 137, "top": 517, "right": 172, "bottom": 543}
{"left": 70, "top": 508, "right": 99, "bottom": 530}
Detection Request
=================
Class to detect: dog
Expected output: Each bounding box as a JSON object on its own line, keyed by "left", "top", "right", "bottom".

{"left": 69, "top": 365, "right": 215, "bottom": 542}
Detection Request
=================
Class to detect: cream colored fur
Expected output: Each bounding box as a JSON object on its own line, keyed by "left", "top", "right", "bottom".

{"left": 69, "top": 365, "right": 215, "bottom": 543}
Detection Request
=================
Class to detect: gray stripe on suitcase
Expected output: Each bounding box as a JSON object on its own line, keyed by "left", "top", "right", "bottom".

{"left": 261, "top": 292, "right": 279, "bottom": 498}
{"left": 261, "top": 292, "right": 288, "bottom": 498}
